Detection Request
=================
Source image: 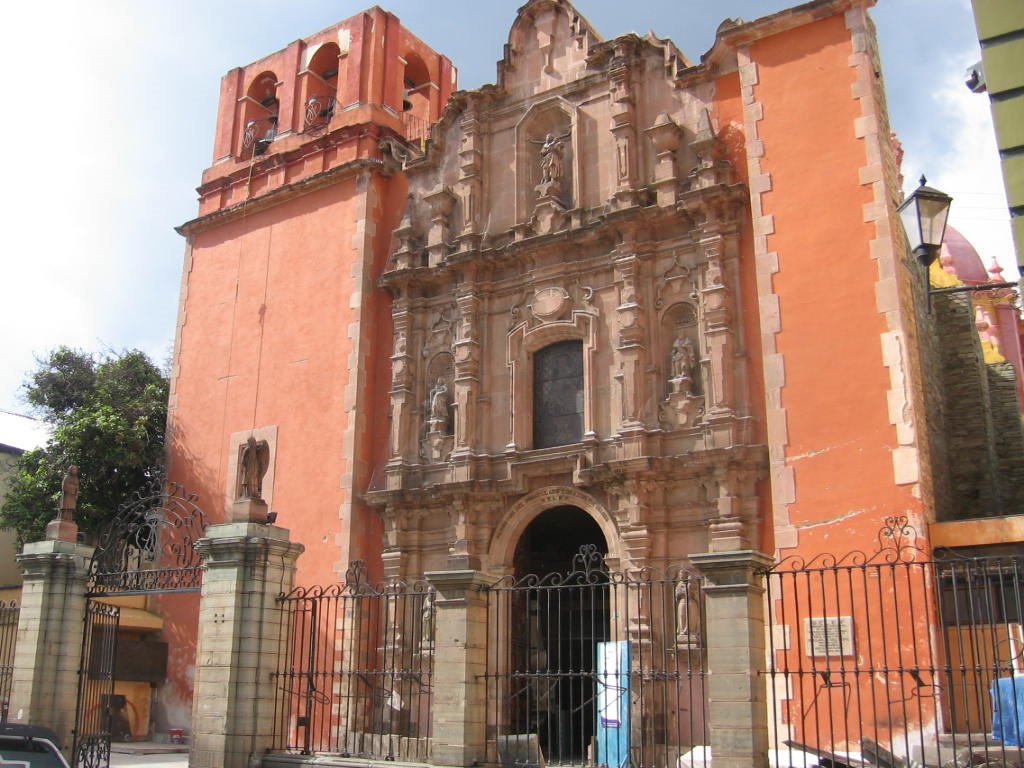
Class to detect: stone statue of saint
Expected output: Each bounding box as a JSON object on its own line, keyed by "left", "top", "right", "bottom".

{"left": 60, "top": 465, "right": 80, "bottom": 520}
{"left": 428, "top": 379, "right": 448, "bottom": 432}
{"left": 530, "top": 130, "right": 571, "bottom": 184}
{"left": 670, "top": 336, "right": 696, "bottom": 395}
{"left": 238, "top": 436, "right": 270, "bottom": 500}
{"left": 676, "top": 577, "right": 701, "bottom": 644}
{"left": 421, "top": 589, "right": 436, "bottom": 648}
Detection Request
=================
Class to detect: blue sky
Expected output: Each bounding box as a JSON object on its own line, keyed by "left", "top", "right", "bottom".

{"left": 0, "top": 0, "right": 1013, "bottom": 448}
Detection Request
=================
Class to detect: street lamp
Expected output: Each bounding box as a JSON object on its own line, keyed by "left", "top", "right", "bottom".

{"left": 897, "top": 176, "right": 952, "bottom": 267}
{"left": 897, "top": 175, "right": 1016, "bottom": 311}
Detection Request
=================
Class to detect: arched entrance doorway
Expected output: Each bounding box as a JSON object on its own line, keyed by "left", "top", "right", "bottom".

{"left": 506, "top": 505, "right": 609, "bottom": 765}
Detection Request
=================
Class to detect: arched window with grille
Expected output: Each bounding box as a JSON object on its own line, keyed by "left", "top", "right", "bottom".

{"left": 533, "top": 340, "right": 583, "bottom": 448}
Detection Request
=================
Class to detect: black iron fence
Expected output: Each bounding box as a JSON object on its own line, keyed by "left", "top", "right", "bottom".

{"left": 0, "top": 600, "right": 18, "bottom": 722}
{"left": 270, "top": 562, "right": 434, "bottom": 761}
{"left": 765, "top": 520, "right": 1023, "bottom": 768}
{"left": 482, "top": 546, "right": 708, "bottom": 768}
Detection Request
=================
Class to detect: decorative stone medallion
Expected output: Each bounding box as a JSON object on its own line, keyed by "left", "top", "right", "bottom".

{"left": 532, "top": 286, "right": 569, "bottom": 320}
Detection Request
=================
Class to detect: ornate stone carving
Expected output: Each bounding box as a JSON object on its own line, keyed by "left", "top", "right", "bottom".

{"left": 531, "top": 286, "right": 570, "bottom": 321}
{"left": 424, "top": 187, "right": 457, "bottom": 267}
{"left": 646, "top": 113, "right": 682, "bottom": 207}
{"left": 391, "top": 195, "right": 422, "bottom": 272}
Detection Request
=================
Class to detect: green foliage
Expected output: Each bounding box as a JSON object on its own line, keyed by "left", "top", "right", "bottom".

{"left": 1, "top": 347, "right": 168, "bottom": 543}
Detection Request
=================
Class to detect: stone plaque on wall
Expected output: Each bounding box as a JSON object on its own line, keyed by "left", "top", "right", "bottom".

{"left": 803, "top": 616, "right": 854, "bottom": 657}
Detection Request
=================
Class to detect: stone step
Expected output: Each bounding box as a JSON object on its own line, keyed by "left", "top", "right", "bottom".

{"left": 912, "top": 736, "right": 1022, "bottom": 767}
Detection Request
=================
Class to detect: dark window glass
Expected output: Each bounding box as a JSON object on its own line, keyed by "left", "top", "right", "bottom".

{"left": 533, "top": 340, "right": 583, "bottom": 448}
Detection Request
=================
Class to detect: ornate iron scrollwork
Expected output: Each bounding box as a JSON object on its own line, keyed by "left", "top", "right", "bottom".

{"left": 88, "top": 470, "right": 208, "bottom": 595}
{"left": 74, "top": 734, "right": 111, "bottom": 768}
{"left": 303, "top": 95, "right": 336, "bottom": 133}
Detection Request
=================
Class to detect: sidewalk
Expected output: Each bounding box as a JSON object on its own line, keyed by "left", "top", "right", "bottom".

{"left": 109, "top": 742, "right": 189, "bottom": 767}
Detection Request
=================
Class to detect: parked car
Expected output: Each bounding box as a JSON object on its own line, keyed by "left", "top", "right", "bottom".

{"left": 0, "top": 724, "right": 70, "bottom": 768}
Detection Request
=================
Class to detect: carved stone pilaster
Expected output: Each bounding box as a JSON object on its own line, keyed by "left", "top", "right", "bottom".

{"left": 688, "top": 108, "right": 735, "bottom": 192}
{"left": 645, "top": 113, "right": 682, "bottom": 208}
{"left": 614, "top": 253, "right": 647, "bottom": 431}
{"left": 391, "top": 196, "right": 421, "bottom": 271}
{"left": 389, "top": 299, "right": 416, "bottom": 467}
{"left": 446, "top": 500, "right": 481, "bottom": 570}
{"left": 707, "top": 465, "right": 761, "bottom": 552}
{"left": 677, "top": 170, "right": 747, "bottom": 447}
{"left": 452, "top": 291, "right": 480, "bottom": 457}
{"left": 456, "top": 110, "right": 483, "bottom": 252}
{"left": 608, "top": 41, "right": 640, "bottom": 209}
{"left": 424, "top": 187, "right": 456, "bottom": 267}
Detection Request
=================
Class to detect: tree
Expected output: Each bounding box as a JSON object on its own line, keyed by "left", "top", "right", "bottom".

{"left": 1, "top": 347, "right": 168, "bottom": 543}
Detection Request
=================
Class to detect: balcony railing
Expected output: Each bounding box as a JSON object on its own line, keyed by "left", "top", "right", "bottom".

{"left": 242, "top": 103, "right": 430, "bottom": 158}
{"left": 303, "top": 95, "right": 336, "bottom": 133}
{"left": 242, "top": 116, "right": 277, "bottom": 156}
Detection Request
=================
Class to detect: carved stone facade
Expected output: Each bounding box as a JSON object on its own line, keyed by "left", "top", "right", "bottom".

{"left": 367, "top": 0, "right": 767, "bottom": 581}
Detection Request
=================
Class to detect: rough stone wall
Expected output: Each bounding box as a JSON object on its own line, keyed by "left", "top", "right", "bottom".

{"left": 908, "top": 272, "right": 953, "bottom": 520}
{"left": 987, "top": 360, "right": 1024, "bottom": 513}
{"left": 933, "top": 293, "right": 996, "bottom": 518}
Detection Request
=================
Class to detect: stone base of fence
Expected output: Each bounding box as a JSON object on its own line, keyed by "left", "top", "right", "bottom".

{"left": 9, "top": 539, "right": 93, "bottom": 753}
{"left": 191, "top": 522, "right": 304, "bottom": 768}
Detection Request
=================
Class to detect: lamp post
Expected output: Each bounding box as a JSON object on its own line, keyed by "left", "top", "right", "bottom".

{"left": 897, "top": 176, "right": 1017, "bottom": 311}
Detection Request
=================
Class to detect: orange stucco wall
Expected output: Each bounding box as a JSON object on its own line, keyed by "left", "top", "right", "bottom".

{"left": 166, "top": 7, "right": 450, "bottom": 731}
{"left": 751, "top": 15, "right": 922, "bottom": 554}
{"left": 748, "top": 13, "right": 934, "bottom": 746}
{"left": 173, "top": 177, "right": 381, "bottom": 583}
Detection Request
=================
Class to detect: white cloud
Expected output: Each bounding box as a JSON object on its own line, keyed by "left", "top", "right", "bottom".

{"left": 900, "top": 77, "right": 1016, "bottom": 278}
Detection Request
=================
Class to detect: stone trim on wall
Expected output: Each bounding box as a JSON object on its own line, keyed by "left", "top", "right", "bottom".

{"left": 738, "top": 54, "right": 796, "bottom": 551}
{"left": 333, "top": 170, "right": 378, "bottom": 580}
{"left": 844, "top": 7, "right": 921, "bottom": 494}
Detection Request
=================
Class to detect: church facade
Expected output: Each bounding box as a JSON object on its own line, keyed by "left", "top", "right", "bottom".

{"left": 171, "top": 0, "right": 911, "bottom": 607}
{"left": 167, "top": 0, "right": 1024, "bottom": 764}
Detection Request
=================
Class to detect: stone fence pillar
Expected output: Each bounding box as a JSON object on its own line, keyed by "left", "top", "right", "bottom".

{"left": 424, "top": 569, "right": 495, "bottom": 768}
{"left": 690, "top": 549, "right": 774, "bottom": 768}
{"left": 8, "top": 539, "right": 94, "bottom": 752}
{"left": 191, "top": 522, "right": 303, "bottom": 768}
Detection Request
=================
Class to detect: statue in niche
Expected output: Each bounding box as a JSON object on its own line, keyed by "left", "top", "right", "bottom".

{"left": 675, "top": 576, "right": 701, "bottom": 646}
{"left": 238, "top": 436, "right": 270, "bottom": 500}
{"left": 421, "top": 589, "right": 436, "bottom": 650}
{"left": 670, "top": 336, "right": 697, "bottom": 396}
{"left": 59, "top": 465, "right": 80, "bottom": 521}
{"left": 529, "top": 130, "right": 571, "bottom": 185}
{"left": 427, "top": 379, "right": 449, "bottom": 433}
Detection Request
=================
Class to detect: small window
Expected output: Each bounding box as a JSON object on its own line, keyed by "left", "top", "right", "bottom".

{"left": 533, "top": 340, "right": 583, "bottom": 448}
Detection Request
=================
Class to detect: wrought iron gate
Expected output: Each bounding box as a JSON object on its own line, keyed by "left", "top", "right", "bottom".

{"left": 0, "top": 600, "right": 19, "bottom": 723}
{"left": 483, "top": 545, "right": 708, "bottom": 768}
{"left": 71, "top": 472, "right": 208, "bottom": 768}
{"left": 71, "top": 601, "right": 119, "bottom": 768}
